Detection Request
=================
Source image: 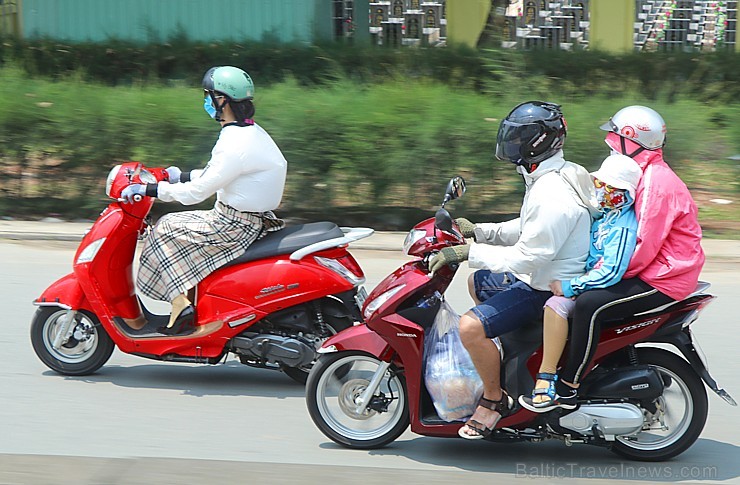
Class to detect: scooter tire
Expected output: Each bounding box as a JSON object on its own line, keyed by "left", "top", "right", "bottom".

{"left": 306, "top": 351, "right": 409, "bottom": 449}
{"left": 611, "top": 347, "right": 708, "bottom": 461}
{"left": 30, "top": 307, "right": 115, "bottom": 376}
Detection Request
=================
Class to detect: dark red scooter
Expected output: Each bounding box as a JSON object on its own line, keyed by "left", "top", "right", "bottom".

{"left": 306, "top": 176, "right": 736, "bottom": 461}
{"left": 31, "top": 161, "right": 372, "bottom": 383}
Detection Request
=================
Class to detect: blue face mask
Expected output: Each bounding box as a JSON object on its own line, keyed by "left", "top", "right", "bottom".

{"left": 203, "top": 96, "right": 217, "bottom": 119}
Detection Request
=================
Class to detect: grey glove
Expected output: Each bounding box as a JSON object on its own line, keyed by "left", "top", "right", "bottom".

{"left": 454, "top": 218, "right": 476, "bottom": 238}
{"left": 165, "top": 166, "right": 182, "bottom": 183}
{"left": 120, "top": 184, "right": 147, "bottom": 204}
{"left": 428, "top": 245, "right": 470, "bottom": 274}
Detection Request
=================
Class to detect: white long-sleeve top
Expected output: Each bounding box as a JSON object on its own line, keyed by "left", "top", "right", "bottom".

{"left": 157, "top": 123, "right": 287, "bottom": 212}
{"left": 468, "top": 152, "right": 595, "bottom": 291}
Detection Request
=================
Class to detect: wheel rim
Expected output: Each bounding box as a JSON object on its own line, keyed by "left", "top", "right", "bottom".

{"left": 41, "top": 310, "right": 100, "bottom": 364}
{"left": 315, "top": 355, "right": 405, "bottom": 442}
{"left": 616, "top": 364, "right": 694, "bottom": 451}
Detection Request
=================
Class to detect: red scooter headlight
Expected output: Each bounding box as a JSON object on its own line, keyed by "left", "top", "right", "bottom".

{"left": 403, "top": 229, "right": 427, "bottom": 255}
{"left": 363, "top": 284, "right": 407, "bottom": 320}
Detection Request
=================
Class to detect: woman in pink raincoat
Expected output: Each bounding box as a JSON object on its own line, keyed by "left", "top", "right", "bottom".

{"left": 536, "top": 105, "right": 706, "bottom": 410}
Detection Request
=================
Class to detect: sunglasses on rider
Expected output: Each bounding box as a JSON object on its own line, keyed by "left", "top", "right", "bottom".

{"left": 204, "top": 90, "right": 225, "bottom": 99}
{"left": 593, "top": 179, "right": 622, "bottom": 193}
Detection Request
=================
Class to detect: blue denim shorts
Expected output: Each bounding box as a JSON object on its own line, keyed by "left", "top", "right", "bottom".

{"left": 471, "top": 270, "right": 552, "bottom": 338}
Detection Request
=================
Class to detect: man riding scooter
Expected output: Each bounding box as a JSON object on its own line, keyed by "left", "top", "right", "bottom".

{"left": 120, "top": 65, "right": 287, "bottom": 335}
{"left": 428, "top": 100, "right": 598, "bottom": 439}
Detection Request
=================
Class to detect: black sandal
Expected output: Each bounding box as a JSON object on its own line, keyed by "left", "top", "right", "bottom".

{"left": 158, "top": 305, "right": 196, "bottom": 336}
{"left": 458, "top": 391, "right": 514, "bottom": 440}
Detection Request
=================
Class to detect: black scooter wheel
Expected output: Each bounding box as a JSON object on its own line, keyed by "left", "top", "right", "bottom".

{"left": 611, "top": 348, "right": 708, "bottom": 461}
{"left": 30, "top": 307, "right": 115, "bottom": 376}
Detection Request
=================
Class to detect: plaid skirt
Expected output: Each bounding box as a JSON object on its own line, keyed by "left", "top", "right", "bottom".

{"left": 137, "top": 201, "right": 284, "bottom": 301}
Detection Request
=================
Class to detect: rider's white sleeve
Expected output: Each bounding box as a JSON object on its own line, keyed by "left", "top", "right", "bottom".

{"left": 473, "top": 219, "right": 520, "bottom": 246}
{"left": 156, "top": 142, "right": 243, "bottom": 205}
{"left": 189, "top": 168, "right": 205, "bottom": 180}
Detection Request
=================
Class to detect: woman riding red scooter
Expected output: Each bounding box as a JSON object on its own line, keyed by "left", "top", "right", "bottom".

{"left": 31, "top": 159, "right": 372, "bottom": 383}
{"left": 120, "top": 65, "right": 286, "bottom": 335}
{"left": 30, "top": 66, "right": 373, "bottom": 384}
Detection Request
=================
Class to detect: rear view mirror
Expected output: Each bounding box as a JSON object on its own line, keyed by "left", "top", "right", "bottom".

{"left": 442, "top": 176, "right": 466, "bottom": 208}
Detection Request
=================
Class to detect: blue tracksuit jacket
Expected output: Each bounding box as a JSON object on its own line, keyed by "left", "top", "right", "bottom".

{"left": 561, "top": 206, "right": 638, "bottom": 298}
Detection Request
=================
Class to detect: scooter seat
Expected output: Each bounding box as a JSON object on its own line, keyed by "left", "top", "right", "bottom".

{"left": 224, "top": 221, "right": 345, "bottom": 267}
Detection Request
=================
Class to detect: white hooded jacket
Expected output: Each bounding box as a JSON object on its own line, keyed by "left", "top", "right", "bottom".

{"left": 469, "top": 151, "right": 596, "bottom": 291}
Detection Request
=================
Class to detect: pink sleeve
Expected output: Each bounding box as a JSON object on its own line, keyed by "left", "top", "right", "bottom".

{"left": 624, "top": 166, "right": 676, "bottom": 277}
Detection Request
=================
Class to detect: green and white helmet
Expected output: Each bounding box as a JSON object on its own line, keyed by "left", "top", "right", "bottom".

{"left": 202, "top": 66, "right": 254, "bottom": 101}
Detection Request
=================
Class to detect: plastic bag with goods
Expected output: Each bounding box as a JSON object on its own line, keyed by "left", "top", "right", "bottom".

{"left": 423, "top": 299, "right": 483, "bottom": 422}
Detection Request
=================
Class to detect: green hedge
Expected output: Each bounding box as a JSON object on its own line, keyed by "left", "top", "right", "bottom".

{"left": 0, "top": 37, "right": 738, "bottom": 234}
{"left": 1, "top": 36, "right": 738, "bottom": 102}
{"left": 0, "top": 36, "right": 487, "bottom": 90}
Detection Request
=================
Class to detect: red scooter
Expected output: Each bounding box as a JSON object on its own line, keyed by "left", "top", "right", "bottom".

{"left": 31, "top": 161, "right": 372, "bottom": 383}
{"left": 306, "top": 176, "right": 736, "bottom": 461}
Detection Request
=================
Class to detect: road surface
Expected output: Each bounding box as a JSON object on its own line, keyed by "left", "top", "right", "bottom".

{"left": 1, "top": 240, "right": 738, "bottom": 484}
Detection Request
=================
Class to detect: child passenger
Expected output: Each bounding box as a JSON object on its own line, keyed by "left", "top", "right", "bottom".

{"left": 519, "top": 154, "right": 642, "bottom": 412}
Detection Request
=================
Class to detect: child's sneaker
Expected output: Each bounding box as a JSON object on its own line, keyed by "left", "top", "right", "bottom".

{"left": 518, "top": 376, "right": 578, "bottom": 413}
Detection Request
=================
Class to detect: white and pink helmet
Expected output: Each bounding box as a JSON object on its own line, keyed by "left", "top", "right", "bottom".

{"left": 600, "top": 105, "right": 667, "bottom": 151}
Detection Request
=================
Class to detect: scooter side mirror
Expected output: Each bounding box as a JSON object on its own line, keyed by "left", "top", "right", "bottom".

{"left": 441, "top": 176, "right": 466, "bottom": 207}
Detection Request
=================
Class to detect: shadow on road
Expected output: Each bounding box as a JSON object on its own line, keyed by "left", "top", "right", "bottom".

{"left": 48, "top": 359, "right": 306, "bottom": 399}
{"left": 319, "top": 435, "right": 739, "bottom": 481}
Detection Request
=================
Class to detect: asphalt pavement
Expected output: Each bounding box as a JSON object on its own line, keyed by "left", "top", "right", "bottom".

{"left": 2, "top": 220, "right": 738, "bottom": 484}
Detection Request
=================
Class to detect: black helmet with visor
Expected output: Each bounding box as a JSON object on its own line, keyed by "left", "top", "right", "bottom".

{"left": 495, "top": 101, "right": 567, "bottom": 172}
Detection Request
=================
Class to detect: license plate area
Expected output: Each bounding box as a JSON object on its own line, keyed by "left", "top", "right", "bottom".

{"left": 355, "top": 286, "right": 368, "bottom": 311}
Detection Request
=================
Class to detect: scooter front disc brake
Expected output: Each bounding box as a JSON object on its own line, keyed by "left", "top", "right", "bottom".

{"left": 338, "top": 379, "right": 377, "bottom": 420}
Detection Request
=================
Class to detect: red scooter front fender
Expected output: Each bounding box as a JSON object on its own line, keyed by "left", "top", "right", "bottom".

{"left": 320, "top": 324, "right": 393, "bottom": 361}
{"left": 35, "top": 273, "right": 90, "bottom": 311}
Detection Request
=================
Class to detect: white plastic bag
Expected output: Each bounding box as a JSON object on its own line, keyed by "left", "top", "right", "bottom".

{"left": 423, "top": 300, "right": 484, "bottom": 422}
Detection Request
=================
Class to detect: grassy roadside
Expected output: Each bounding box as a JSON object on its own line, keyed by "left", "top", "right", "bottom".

{"left": 0, "top": 67, "right": 737, "bottom": 237}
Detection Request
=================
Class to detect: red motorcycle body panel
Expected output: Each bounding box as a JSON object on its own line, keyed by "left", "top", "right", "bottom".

{"left": 405, "top": 217, "right": 464, "bottom": 258}
{"left": 321, "top": 324, "right": 392, "bottom": 360}
{"left": 74, "top": 206, "right": 145, "bottom": 321}
{"left": 363, "top": 259, "right": 454, "bottom": 321}
{"left": 198, "top": 247, "right": 356, "bottom": 317}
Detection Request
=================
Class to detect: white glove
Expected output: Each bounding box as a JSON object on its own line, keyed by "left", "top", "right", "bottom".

{"left": 165, "top": 166, "right": 182, "bottom": 183}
